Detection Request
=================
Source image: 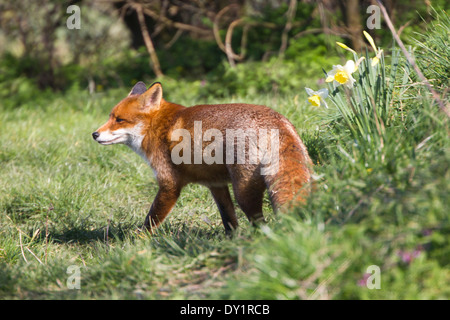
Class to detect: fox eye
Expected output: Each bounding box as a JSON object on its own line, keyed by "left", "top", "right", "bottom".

{"left": 116, "top": 118, "right": 125, "bottom": 123}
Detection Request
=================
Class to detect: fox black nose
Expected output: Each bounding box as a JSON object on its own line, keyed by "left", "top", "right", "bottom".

{"left": 92, "top": 132, "right": 100, "bottom": 140}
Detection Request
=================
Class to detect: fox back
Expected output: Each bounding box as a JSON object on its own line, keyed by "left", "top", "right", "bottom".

{"left": 93, "top": 82, "right": 313, "bottom": 233}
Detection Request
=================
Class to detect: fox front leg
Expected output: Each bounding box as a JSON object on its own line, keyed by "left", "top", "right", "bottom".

{"left": 143, "top": 185, "right": 181, "bottom": 233}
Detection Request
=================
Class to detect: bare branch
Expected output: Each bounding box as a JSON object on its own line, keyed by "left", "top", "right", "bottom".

{"left": 140, "top": 4, "right": 212, "bottom": 36}
{"left": 213, "top": 4, "right": 238, "bottom": 53}
{"left": 213, "top": 4, "right": 249, "bottom": 68}
{"left": 135, "top": 4, "right": 163, "bottom": 78}
{"left": 164, "top": 28, "right": 184, "bottom": 49}
{"left": 279, "top": 0, "right": 297, "bottom": 56}
{"left": 224, "top": 19, "right": 249, "bottom": 67}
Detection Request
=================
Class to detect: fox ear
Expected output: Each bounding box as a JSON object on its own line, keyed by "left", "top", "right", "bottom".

{"left": 128, "top": 81, "right": 147, "bottom": 96}
{"left": 138, "top": 82, "right": 163, "bottom": 112}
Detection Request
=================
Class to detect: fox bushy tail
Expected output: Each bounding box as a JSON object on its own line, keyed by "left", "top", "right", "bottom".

{"left": 264, "top": 142, "right": 313, "bottom": 211}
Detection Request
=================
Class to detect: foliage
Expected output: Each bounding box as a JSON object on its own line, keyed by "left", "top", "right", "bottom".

{"left": 1, "top": 0, "right": 447, "bottom": 94}
{"left": 199, "top": 44, "right": 340, "bottom": 98}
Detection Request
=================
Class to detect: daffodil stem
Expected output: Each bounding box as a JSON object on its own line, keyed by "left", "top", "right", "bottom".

{"left": 376, "top": 0, "right": 449, "bottom": 118}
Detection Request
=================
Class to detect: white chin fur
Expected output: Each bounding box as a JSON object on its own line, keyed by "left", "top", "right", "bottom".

{"left": 97, "top": 138, "right": 123, "bottom": 145}
{"left": 96, "top": 129, "right": 128, "bottom": 145}
{"left": 97, "top": 125, "right": 145, "bottom": 154}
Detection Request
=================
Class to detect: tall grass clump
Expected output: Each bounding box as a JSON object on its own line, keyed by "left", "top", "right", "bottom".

{"left": 414, "top": 8, "right": 450, "bottom": 93}
{"left": 322, "top": 31, "right": 410, "bottom": 171}
{"left": 217, "top": 14, "right": 449, "bottom": 300}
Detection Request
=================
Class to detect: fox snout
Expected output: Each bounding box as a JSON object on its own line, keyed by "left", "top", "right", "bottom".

{"left": 92, "top": 132, "right": 100, "bottom": 140}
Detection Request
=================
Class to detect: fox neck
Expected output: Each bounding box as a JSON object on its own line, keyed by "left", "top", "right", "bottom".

{"left": 126, "top": 125, "right": 150, "bottom": 166}
{"left": 129, "top": 100, "right": 185, "bottom": 168}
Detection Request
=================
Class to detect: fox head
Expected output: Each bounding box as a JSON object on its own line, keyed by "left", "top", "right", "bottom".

{"left": 92, "top": 82, "right": 162, "bottom": 152}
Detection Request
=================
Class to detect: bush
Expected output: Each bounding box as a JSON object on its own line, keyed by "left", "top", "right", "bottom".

{"left": 198, "top": 51, "right": 339, "bottom": 98}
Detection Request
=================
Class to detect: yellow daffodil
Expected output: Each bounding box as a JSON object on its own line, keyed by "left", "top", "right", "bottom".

{"left": 371, "top": 49, "right": 383, "bottom": 67}
{"left": 336, "top": 42, "right": 357, "bottom": 55}
{"left": 336, "top": 41, "right": 365, "bottom": 71}
{"left": 363, "top": 31, "right": 382, "bottom": 67}
{"left": 325, "top": 60, "right": 356, "bottom": 89}
{"left": 363, "top": 31, "right": 377, "bottom": 52}
{"left": 305, "top": 87, "right": 328, "bottom": 108}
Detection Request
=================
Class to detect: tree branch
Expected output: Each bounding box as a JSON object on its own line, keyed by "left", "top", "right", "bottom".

{"left": 135, "top": 4, "right": 163, "bottom": 78}
{"left": 279, "top": 0, "right": 297, "bottom": 56}
{"left": 140, "top": 4, "right": 212, "bottom": 36}
{"left": 224, "top": 19, "right": 249, "bottom": 67}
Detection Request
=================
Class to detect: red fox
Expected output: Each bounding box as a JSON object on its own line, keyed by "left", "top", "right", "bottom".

{"left": 93, "top": 82, "right": 313, "bottom": 233}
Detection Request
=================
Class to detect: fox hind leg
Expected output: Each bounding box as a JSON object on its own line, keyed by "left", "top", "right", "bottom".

{"left": 231, "top": 179, "right": 266, "bottom": 225}
{"left": 209, "top": 186, "right": 238, "bottom": 234}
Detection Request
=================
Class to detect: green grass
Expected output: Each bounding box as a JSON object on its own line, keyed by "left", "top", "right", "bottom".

{"left": 0, "top": 86, "right": 314, "bottom": 299}
{"left": 1, "top": 84, "right": 448, "bottom": 299}
{"left": 1, "top": 11, "right": 449, "bottom": 300}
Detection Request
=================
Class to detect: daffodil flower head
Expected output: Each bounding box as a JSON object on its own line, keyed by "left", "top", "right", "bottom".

{"left": 363, "top": 31, "right": 378, "bottom": 53}
{"left": 325, "top": 60, "right": 356, "bottom": 89}
{"left": 336, "top": 42, "right": 357, "bottom": 55}
{"left": 363, "top": 31, "right": 382, "bottom": 67}
{"left": 305, "top": 87, "right": 328, "bottom": 108}
{"left": 371, "top": 49, "right": 383, "bottom": 67}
